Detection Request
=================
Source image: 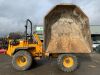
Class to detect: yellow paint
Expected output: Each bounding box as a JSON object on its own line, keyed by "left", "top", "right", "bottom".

{"left": 63, "top": 56, "right": 74, "bottom": 68}
{"left": 6, "top": 33, "right": 43, "bottom": 57}
{"left": 16, "top": 55, "right": 27, "bottom": 67}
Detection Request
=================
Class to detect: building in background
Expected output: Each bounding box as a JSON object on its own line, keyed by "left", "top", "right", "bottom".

{"left": 90, "top": 25, "right": 100, "bottom": 41}
{"left": 33, "top": 25, "right": 43, "bottom": 41}
{"left": 90, "top": 25, "right": 100, "bottom": 51}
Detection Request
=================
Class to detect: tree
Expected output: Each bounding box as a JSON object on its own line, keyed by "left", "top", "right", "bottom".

{"left": 8, "top": 32, "right": 24, "bottom": 40}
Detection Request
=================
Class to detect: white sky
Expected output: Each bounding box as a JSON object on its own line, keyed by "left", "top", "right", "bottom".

{"left": 0, "top": 0, "right": 100, "bottom": 34}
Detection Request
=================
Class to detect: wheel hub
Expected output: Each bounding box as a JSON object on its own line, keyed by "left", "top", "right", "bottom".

{"left": 63, "top": 56, "right": 74, "bottom": 68}
{"left": 16, "top": 56, "right": 27, "bottom": 67}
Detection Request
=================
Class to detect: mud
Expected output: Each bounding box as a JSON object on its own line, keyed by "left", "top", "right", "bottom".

{"left": 44, "top": 4, "right": 92, "bottom": 53}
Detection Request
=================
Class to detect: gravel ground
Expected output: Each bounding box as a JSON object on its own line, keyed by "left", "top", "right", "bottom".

{"left": 0, "top": 53, "right": 100, "bottom": 75}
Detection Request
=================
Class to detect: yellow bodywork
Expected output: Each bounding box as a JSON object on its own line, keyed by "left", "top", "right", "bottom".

{"left": 6, "top": 33, "right": 43, "bottom": 57}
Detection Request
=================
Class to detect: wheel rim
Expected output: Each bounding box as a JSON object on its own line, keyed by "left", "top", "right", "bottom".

{"left": 16, "top": 56, "right": 27, "bottom": 67}
{"left": 63, "top": 56, "right": 74, "bottom": 68}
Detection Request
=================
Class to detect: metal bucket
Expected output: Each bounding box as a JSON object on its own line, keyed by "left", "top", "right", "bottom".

{"left": 44, "top": 4, "right": 92, "bottom": 53}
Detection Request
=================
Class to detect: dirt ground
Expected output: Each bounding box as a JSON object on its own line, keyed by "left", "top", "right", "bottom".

{"left": 0, "top": 53, "right": 100, "bottom": 75}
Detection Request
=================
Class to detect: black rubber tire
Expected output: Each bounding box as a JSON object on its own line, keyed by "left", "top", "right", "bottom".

{"left": 12, "top": 50, "right": 32, "bottom": 71}
{"left": 57, "top": 54, "right": 78, "bottom": 72}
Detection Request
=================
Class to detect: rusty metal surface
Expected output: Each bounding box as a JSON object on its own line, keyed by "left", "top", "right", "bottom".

{"left": 44, "top": 4, "right": 92, "bottom": 53}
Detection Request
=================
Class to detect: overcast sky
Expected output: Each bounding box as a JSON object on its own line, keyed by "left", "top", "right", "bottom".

{"left": 0, "top": 0, "right": 100, "bottom": 35}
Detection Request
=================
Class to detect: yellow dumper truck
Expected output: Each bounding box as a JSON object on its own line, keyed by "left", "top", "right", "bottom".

{"left": 6, "top": 4, "right": 92, "bottom": 72}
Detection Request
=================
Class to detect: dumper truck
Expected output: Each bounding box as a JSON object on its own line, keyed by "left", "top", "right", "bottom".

{"left": 5, "top": 4, "right": 92, "bottom": 72}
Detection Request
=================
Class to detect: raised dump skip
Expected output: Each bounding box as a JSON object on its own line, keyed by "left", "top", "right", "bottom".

{"left": 44, "top": 4, "right": 92, "bottom": 53}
